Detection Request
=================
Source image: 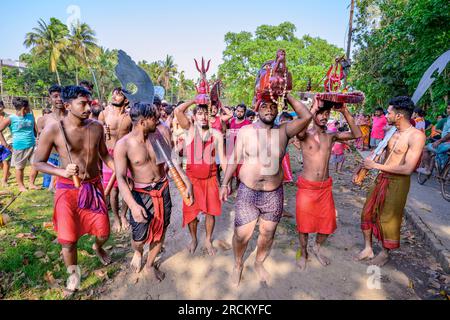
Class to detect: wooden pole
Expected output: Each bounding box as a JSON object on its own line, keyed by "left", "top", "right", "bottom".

{"left": 344, "top": 0, "right": 355, "bottom": 88}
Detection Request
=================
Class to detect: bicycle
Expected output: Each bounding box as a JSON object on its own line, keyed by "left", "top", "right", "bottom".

{"left": 417, "top": 150, "right": 450, "bottom": 202}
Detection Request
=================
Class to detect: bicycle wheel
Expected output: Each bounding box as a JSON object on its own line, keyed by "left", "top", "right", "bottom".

{"left": 440, "top": 163, "right": 450, "bottom": 202}
{"left": 417, "top": 158, "right": 433, "bottom": 185}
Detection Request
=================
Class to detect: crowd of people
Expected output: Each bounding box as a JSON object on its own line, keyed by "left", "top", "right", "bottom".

{"left": 2, "top": 78, "right": 444, "bottom": 294}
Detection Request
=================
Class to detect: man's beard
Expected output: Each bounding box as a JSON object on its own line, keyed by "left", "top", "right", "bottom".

{"left": 260, "top": 117, "right": 275, "bottom": 125}
{"left": 112, "top": 100, "right": 125, "bottom": 107}
{"left": 201, "top": 124, "right": 210, "bottom": 130}
{"left": 237, "top": 115, "right": 245, "bottom": 120}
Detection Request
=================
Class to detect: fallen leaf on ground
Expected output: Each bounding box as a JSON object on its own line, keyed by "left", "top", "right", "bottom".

{"left": 43, "top": 222, "right": 53, "bottom": 229}
{"left": 16, "top": 233, "right": 36, "bottom": 240}
{"left": 94, "top": 269, "right": 108, "bottom": 279}
{"left": 44, "top": 271, "right": 56, "bottom": 286}
{"left": 34, "top": 251, "right": 45, "bottom": 258}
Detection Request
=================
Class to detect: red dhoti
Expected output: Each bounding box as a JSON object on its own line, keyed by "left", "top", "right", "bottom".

{"left": 282, "top": 152, "right": 293, "bottom": 183}
{"left": 183, "top": 131, "right": 222, "bottom": 227}
{"left": 102, "top": 148, "right": 117, "bottom": 188}
{"left": 296, "top": 176, "right": 337, "bottom": 235}
{"left": 54, "top": 176, "right": 110, "bottom": 245}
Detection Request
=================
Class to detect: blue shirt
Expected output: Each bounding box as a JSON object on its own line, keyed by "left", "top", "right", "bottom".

{"left": 442, "top": 117, "right": 450, "bottom": 138}
{"left": 9, "top": 113, "right": 36, "bottom": 150}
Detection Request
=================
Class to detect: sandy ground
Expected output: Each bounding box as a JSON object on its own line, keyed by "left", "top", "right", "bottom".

{"left": 97, "top": 147, "right": 446, "bottom": 300}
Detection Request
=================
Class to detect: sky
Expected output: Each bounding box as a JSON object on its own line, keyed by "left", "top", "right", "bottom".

{"left": 0, "top": 0, "right": 354, "bottom": 79}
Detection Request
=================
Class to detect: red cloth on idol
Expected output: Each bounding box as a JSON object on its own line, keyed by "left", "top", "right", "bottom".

{"left": 295, "top": 176, "right": 337, "bottom": 235}
{"left": 54, "top": 176, "right": 110, "bottom": 245}
{"left": 183, "top": 132, "right": 222, "bottom": 227}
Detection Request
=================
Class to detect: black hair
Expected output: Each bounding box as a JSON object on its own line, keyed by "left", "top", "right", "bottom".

{"left": 0, "top": 100, "right": 4, "bottom": 107}
{"left": 12, "top": 97, "right": 29, "bottom": 110}
{"left": 246, "top": 110, "right": 255, "bottom": 118}
{"left": 90, "top": 105, "right": 104, "bottom": 117}
{"left": 317, "top": 101, "right": 333, "bottom": 114}
{"left": 153, "top": 95, "right": 162, "bottom": 107}
{"left": 414, "top": 108, "right": 425, "bottom": 117}
{"left": 236, "top": 103, "right": 247, "bottom": 113}
{"left": 177, "top": 100, "right": 185, "bottom": 106}
{"left": 164, "top": 104, "right": 174, "bottom": 115}
{"left": 389, "top": 96, "right": 415, "bottom": 120}
{"left": 193, "top": 104, "right": 209, "bottom": 115}
{"left": 61, "top": 85, "right": 91, "bottom": 103}
{"left": 375, "top": 107, "right": 384, "bottom": 113}
{"left": 280, "top": 112, "right": 293, "bottom": 121}
{"left": 79, "top": 80, "right": 94, "bottom": 91}
{"left": 48, "top": 84, "right": 62, "bottom": 95}
{"left": 130, "top": 102, "right": 158, "bottom": 124}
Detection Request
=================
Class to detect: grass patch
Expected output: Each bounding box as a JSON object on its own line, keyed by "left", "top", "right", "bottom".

{"left": 0, "top": 167, "right": 130, "bottom": 300}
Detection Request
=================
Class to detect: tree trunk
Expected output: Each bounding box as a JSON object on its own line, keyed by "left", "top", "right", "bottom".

{"left": 55, "top": 68, "right": 61, "bottom": 85}
{"left": 75, "top": 66, "right": 79, "bottom": 85}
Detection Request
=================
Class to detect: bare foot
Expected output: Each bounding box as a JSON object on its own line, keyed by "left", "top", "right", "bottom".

{"left": 231, "top": 264, "right": 243, "bottom": 287}
{"left": 312, "top": 244, "right": 330, "bottom": 266}
{"left": 188, "top": 239, "right": 198, "bottom": 254}
{"left": 370, "top": 250, "right": 390, "bottom": 267}
{"left": 354, "top": 247, "right": 375, "bottom": 261}
{"left": 93, "top": 244, "right": 112, "bottom": 266}
{"left": 254, "top": 262, "right": 270, "bottom": 284}
{"left": 296, "top": 253, "right": 308, "bottom": 271}
{"left": 112, "top": 219, "right": 122, "bottom": 233}
{"left": 204, "top": 241, "right": 216, "bottom": 256}
{"left": 18, "top": 186, "right": 27, "bottom": 192}
{"left": 120, "top": 216, "right": 130, "bottom": 231}
{"left": 29, "top": 184, "right": 42, "bottom": 190}
{"left": 144, "top": 266, "right": 165, "bottom": 282}
{"left": 130, "top": 251, "right": 143, "bottom": 273}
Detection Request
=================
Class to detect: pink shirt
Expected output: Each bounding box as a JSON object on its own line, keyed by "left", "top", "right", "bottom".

{"left": 371, "top": 115, "right": 387, "bottom": 139}
{"left": 332, "top": 142, "right": 347, "bottom": 155}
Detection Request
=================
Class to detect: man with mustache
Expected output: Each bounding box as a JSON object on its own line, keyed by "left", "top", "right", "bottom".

{"left": 98, "top": 88, "right": 132, "bottom": 232}
{"left": 295, "top": 101, "right": 361, "bottom": 271}
{"left": 220, "top": 94, "right": 313, "bottom": 286}
{"left": 355, "top": 96, "right": 425, "bottom": 267}
{"left": 37, "top": 85, "right": 66, "bottom": 190}
{"left": 227, "top": 104, "right": 252, "bottom": 191}
{"left": 33, "top": 85, "right": 115, "bottom": 293}
{"left": 174, "top": 99, "right": 227, "bottom": 256}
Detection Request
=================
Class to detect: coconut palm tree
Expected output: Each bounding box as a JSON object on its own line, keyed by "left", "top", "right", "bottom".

{"left": 158, "top": 55, "right": 178, "bottom": 94}
{"left": 177, "top": 71, "right": 195, "bottom": 101}
{"left": 94, "top": 47, "right": 119, "bottom": 102}
{"left": 24, "top": 18, "right": 69, "bottom": 85}
{"left": 68, "top": 22, "right": 98, "bottom": 87}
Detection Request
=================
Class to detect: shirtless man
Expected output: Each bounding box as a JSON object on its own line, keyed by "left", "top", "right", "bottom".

{"left": 354, "top": 96, "right": 425, "bottom": 266}
{"left": 37, "top": 85, "right": 66, "bottom": 191}
{"left": 219, "top": 94, "right": 313, "bottom": 286}
{"left": 98, "top": 88, "right": 132, "bottom": 232}
{"left": 210, "top": 104, "right": 233, "bottom": 182}
{"left": 33, "top": 85, "right": 115, "bottom": 292}
{"left": 227, "top": 104, "right": 252, "bottom": 191}
{"left": 174, "top": 100, "right": 227, "bottom": 256}
{"left": 295, "top": 101, "right": 361, "bottom": 271}
{"left": 115, "top": 102, "right": 193, "bottom": 280}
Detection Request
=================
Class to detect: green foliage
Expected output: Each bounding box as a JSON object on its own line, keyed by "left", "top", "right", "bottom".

{"left": 352, "top": 0, "right": 450, "bottom": 117}
{"left": 218, "top": 22, "right": 344, "bottom": 105}
{"left": 4, "top": 18, "right": 196, "bottom": 105}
